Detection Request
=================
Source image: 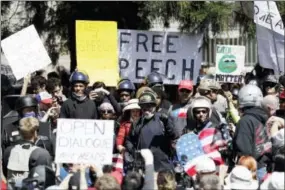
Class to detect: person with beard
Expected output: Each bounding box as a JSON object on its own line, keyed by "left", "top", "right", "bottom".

{"left": 233, "top": 84, "right": 272, "bottom": 181}
{"left": 125, "top": 90, "right": 178, "bottom": 172}
{"left": 89, "top": 81, "right": 121, "bottom": 117}
{"left": 59, "top": 71, "right": 98, "bottom": 119}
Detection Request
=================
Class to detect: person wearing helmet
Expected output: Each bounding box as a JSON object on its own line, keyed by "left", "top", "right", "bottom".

{"left": 168, "top": 80, "right": 194, "bottom": 137}
{"left": 60, "top": 71, "right": 98, "bottom": 119}
{"left": 2, "top": 96, "right": 53, "bottom": 157}
{"left": 116, "top": 78, "right": 136, "bottom": 108}
{"left": 233, "top": 84, "right": 272, "bottom": 181}
{"left": 196, "top": 79, "right": 226, "bottom": 126}
{"left": 145, "top": 72, "right": 164, "bottom": 88}
{"left": 262, "top": 74, "right": 279, "bottom": 96}
{"left": 125, "top": 90, "right": 178, "bottom": 171}
{"left": 186, "top": 96, "right": 214, "bottom": 133}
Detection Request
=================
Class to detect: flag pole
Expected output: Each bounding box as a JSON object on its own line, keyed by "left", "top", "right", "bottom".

{"left": 266, "top": 1, "right": 281, "bottom": 75}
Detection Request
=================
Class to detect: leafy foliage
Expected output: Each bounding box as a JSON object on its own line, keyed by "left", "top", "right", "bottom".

{"left": 1, "top": 1, "right": 284, "bottom": 70}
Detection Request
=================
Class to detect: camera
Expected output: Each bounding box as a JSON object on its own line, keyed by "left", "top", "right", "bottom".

{"left": 124, "top": 150, "right": 145, "bottom": 173}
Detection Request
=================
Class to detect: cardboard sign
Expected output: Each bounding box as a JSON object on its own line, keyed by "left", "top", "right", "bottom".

{"left": 215, "top": 45, "right": 245, "bottom": 83}
{"left": 1, "top": 25, "right": 51, "bottom": 80}
{"left": 76, "top": 20, "right": 119, "bottom": 86}
{"left": 55, "top": 119, "right": 114, "bottom": 166}
{"left": 119, "top": 30, "right": 203, "bottom": 85}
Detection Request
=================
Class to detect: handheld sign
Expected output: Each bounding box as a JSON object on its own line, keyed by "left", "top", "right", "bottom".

{"left": 119, "top": 30, "right": 203, "bottom": 85}
{"left": 55, "top": 119, "right": 114, "bottom": 166}
{"left": 76, "top": 20, "right": 119, "bottom": 86}
{"left": 1, "top": 25, "right": 51, "bottom": 80}
{"left": 215, "top": 45, "right": 245, "bottom": 83}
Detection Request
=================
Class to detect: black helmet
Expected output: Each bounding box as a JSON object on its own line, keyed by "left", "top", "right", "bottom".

{"left": 117, "top": 78, "right": 136, "bottom": 92}
{"left": 69, "top": 71, "right": 89, "bottom": 84}
{"left": 145, "top": 72, "right": 163, "bottom": 87}
{"left": 138, "top": 90, "right": 157, "bottom": 105}
{"left": 15, "top": 96, "right": 38, "bottom": 111}
{"left": 22, "top": 165, "right": 56, "bottom": 190}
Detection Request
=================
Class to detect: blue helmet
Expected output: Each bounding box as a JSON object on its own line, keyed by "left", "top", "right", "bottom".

{"left": 117, "top": 78, "right": 135, "bottom": 91}
{"left": 146, "top": 72, "right": 163, "bottom": 87}
{"left": 69, "top": 71, "right": 89, "bottom": 84}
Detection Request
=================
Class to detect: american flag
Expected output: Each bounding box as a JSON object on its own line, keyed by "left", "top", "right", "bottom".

{"left": 176, "top": 127, "right": 227, "bottom": 178}
{"left": 112, "top": 153, "right": 123, "bottom": 173}
{"left": 170, "top": 108, "right": 188, "bottom": 118}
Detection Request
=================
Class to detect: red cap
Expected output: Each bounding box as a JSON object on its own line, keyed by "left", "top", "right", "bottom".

{"left": 178, "top": 80, "right": 193, "bottom": 91}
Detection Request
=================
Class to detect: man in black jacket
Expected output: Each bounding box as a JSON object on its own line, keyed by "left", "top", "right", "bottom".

{"left": 60, "top": 71, "right": 98, "bottom": 119}
{"left": 125, "top": 90, "right": 178, "bottom": 172}
{"left": 233, "top": 84, "right": 272, "bottom": 181}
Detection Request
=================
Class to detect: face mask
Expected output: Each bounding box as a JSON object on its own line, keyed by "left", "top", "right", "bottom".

{"left": 143, "top": 111, "right": 154, "bottom": 119}
{"left": 23, "top": 112, "right": 36, "bottom": 118}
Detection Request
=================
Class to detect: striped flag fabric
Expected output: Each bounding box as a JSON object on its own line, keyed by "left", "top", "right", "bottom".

{"left": 112, "top": 153, "right": 123, "bottom": 173}
{"left": 170, "top": 108, "right": 188, "bottom": 118}
{"left": 177, "top": 127, "right": 228, "bottom": 178}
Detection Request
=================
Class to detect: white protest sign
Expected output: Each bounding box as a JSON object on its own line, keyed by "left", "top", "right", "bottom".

{"left": 215, "top": 45, "right": 245, "bottom": 83}
{"left": 1, "top": 25, "right": 51, "bottom": 80}
{"left": 254, "top": 1, "right": 284, "bottom": 36}
{"left": 55, "top": 119, "right": 114, "bottom": 166}
{"left": 118, "top": 29, "right": 203, "bottom": 85}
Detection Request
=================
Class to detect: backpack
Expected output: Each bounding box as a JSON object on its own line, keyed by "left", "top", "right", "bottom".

{"left": 7, "top": 143, "right": 38, "bottom": 189}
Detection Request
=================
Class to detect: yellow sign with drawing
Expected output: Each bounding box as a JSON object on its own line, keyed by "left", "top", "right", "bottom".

{"left": 76, "top": 20, "right": 119, "bottom": 86}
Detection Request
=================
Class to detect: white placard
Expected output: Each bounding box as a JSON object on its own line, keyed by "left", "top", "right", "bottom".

{"left": 55, "top": 119, "right": 114, "bottom": 166}
{"left": 118, "top": 29, "right": 203, "bottom": 85}
{"left": 1, "top": 25, "right": 51, "bottom": 80}
{"left": 215, "top": 45, "right": 245, "bottom": 83}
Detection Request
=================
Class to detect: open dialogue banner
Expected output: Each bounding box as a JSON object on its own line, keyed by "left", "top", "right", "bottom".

{"left": 118, "top": 29, "right": 203, "bottom": 85}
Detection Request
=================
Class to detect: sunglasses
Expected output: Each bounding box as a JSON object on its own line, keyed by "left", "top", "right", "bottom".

{"left": 179, "top": 89, "right": 191, "bottom": 94}
{"left": 140, "top": 104, "right": 155, "bottom": 109}
{"left": 194, "top": 109, "right": 208, "bottom": 114}
{"left": 210, "top": 89, "right": 218, "bottom": 94}
{"left": 101, "top": 110, "right": 113, "bottom": 114}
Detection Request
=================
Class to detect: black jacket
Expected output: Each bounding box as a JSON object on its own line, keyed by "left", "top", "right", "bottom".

{"left": 125, "top": 113, "right": 178, "bottom": 171}
{"left": 60, "top": 97, "right": 98, "bottom": 119}
{"left": 2, "top": 141, "right": 52, "bottom": 178}
{"left": 2, "top": 119, "right": 53, "bottom": 155}
{"left": 233, "top": 107, "right": 272, "bottom": 169}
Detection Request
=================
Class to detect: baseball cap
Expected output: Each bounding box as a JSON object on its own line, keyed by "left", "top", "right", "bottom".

{"left": 35, "top": 91, "right": 53, "bottom": 105}
{"left": 178, "top": 80, "right": 193, "bottom": 91}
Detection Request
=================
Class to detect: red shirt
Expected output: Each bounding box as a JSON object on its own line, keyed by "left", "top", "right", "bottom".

{"left": 116, "top": 121, "right": 132, "bottom": 146}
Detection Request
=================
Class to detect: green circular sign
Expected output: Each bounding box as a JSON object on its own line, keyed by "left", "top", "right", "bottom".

{"left": 218, "top": 54, "right": 237, "bottom": 73}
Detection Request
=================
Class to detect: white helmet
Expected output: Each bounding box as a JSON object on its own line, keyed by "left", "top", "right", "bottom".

{"left": 189, "top": 96, "right": 212, "bottom": 119}
{"left": 238, "top": 84, "right": 263, "bottom": 108}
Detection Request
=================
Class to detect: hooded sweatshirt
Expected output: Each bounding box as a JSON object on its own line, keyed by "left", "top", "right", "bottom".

{"left": 233, "top": 107, "right": 272, "bottom": 169}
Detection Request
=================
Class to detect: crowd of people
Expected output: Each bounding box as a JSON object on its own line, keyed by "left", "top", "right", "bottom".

{"left": 1, "top": 67, "right": 284, "bottom": 190}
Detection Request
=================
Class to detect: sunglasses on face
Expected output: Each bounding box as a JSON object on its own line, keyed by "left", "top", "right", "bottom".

{"left": 199, "top": 90, "right": 211, "bottom": 96}
{"left": 194, "top": 109, "right": 208, "bottom": 114}
{"left": 140, "top": 104, "right": 155, "bottom": 109}
{"left": 101, "top": 110, "right": 113, "bottom": 114}
{"left": 179, "top": 89, "right": 191, "bottom": 94}
{"left": 210, "top": 89, "right": 218, "bottom": 94}
{"left": 264, "top": 82, "right": 277, "bottom": 88}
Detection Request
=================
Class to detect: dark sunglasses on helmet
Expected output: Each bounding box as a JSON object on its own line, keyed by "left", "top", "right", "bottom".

{"left": 194, "top": 109, "right": 208, "bottom": 114}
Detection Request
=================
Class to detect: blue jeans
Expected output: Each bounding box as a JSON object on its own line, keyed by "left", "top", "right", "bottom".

{"left": 257, "top": 167, "right": 267, "bottom": 182}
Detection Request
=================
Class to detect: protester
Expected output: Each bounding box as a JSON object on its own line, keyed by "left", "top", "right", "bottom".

{"left": 60, "top": 71, "right": 98, "bottom": 119}
{"left": 233, "top": 84, "right": 272, "bottom": 181}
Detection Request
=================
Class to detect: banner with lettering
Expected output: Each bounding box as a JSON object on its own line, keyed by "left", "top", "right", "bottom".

{"left": 76, "top": 20, "right": 119, "bottom": 86}
{"left": 118, "top": 30, "right": 203, "bottom": 85}
{"left": 215, "top": 45, "right": 245, "bottom": 83}
{"left": 55, "top": 119, "right": 114, "bottom": 166}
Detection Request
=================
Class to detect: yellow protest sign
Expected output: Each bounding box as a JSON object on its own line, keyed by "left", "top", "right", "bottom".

{"left": 76, "top": 20, "right": 119, "bottom": 86}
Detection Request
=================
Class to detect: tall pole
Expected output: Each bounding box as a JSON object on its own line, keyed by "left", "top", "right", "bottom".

{"left": 266, "top": 1, "right": 281, "bottom": 75}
